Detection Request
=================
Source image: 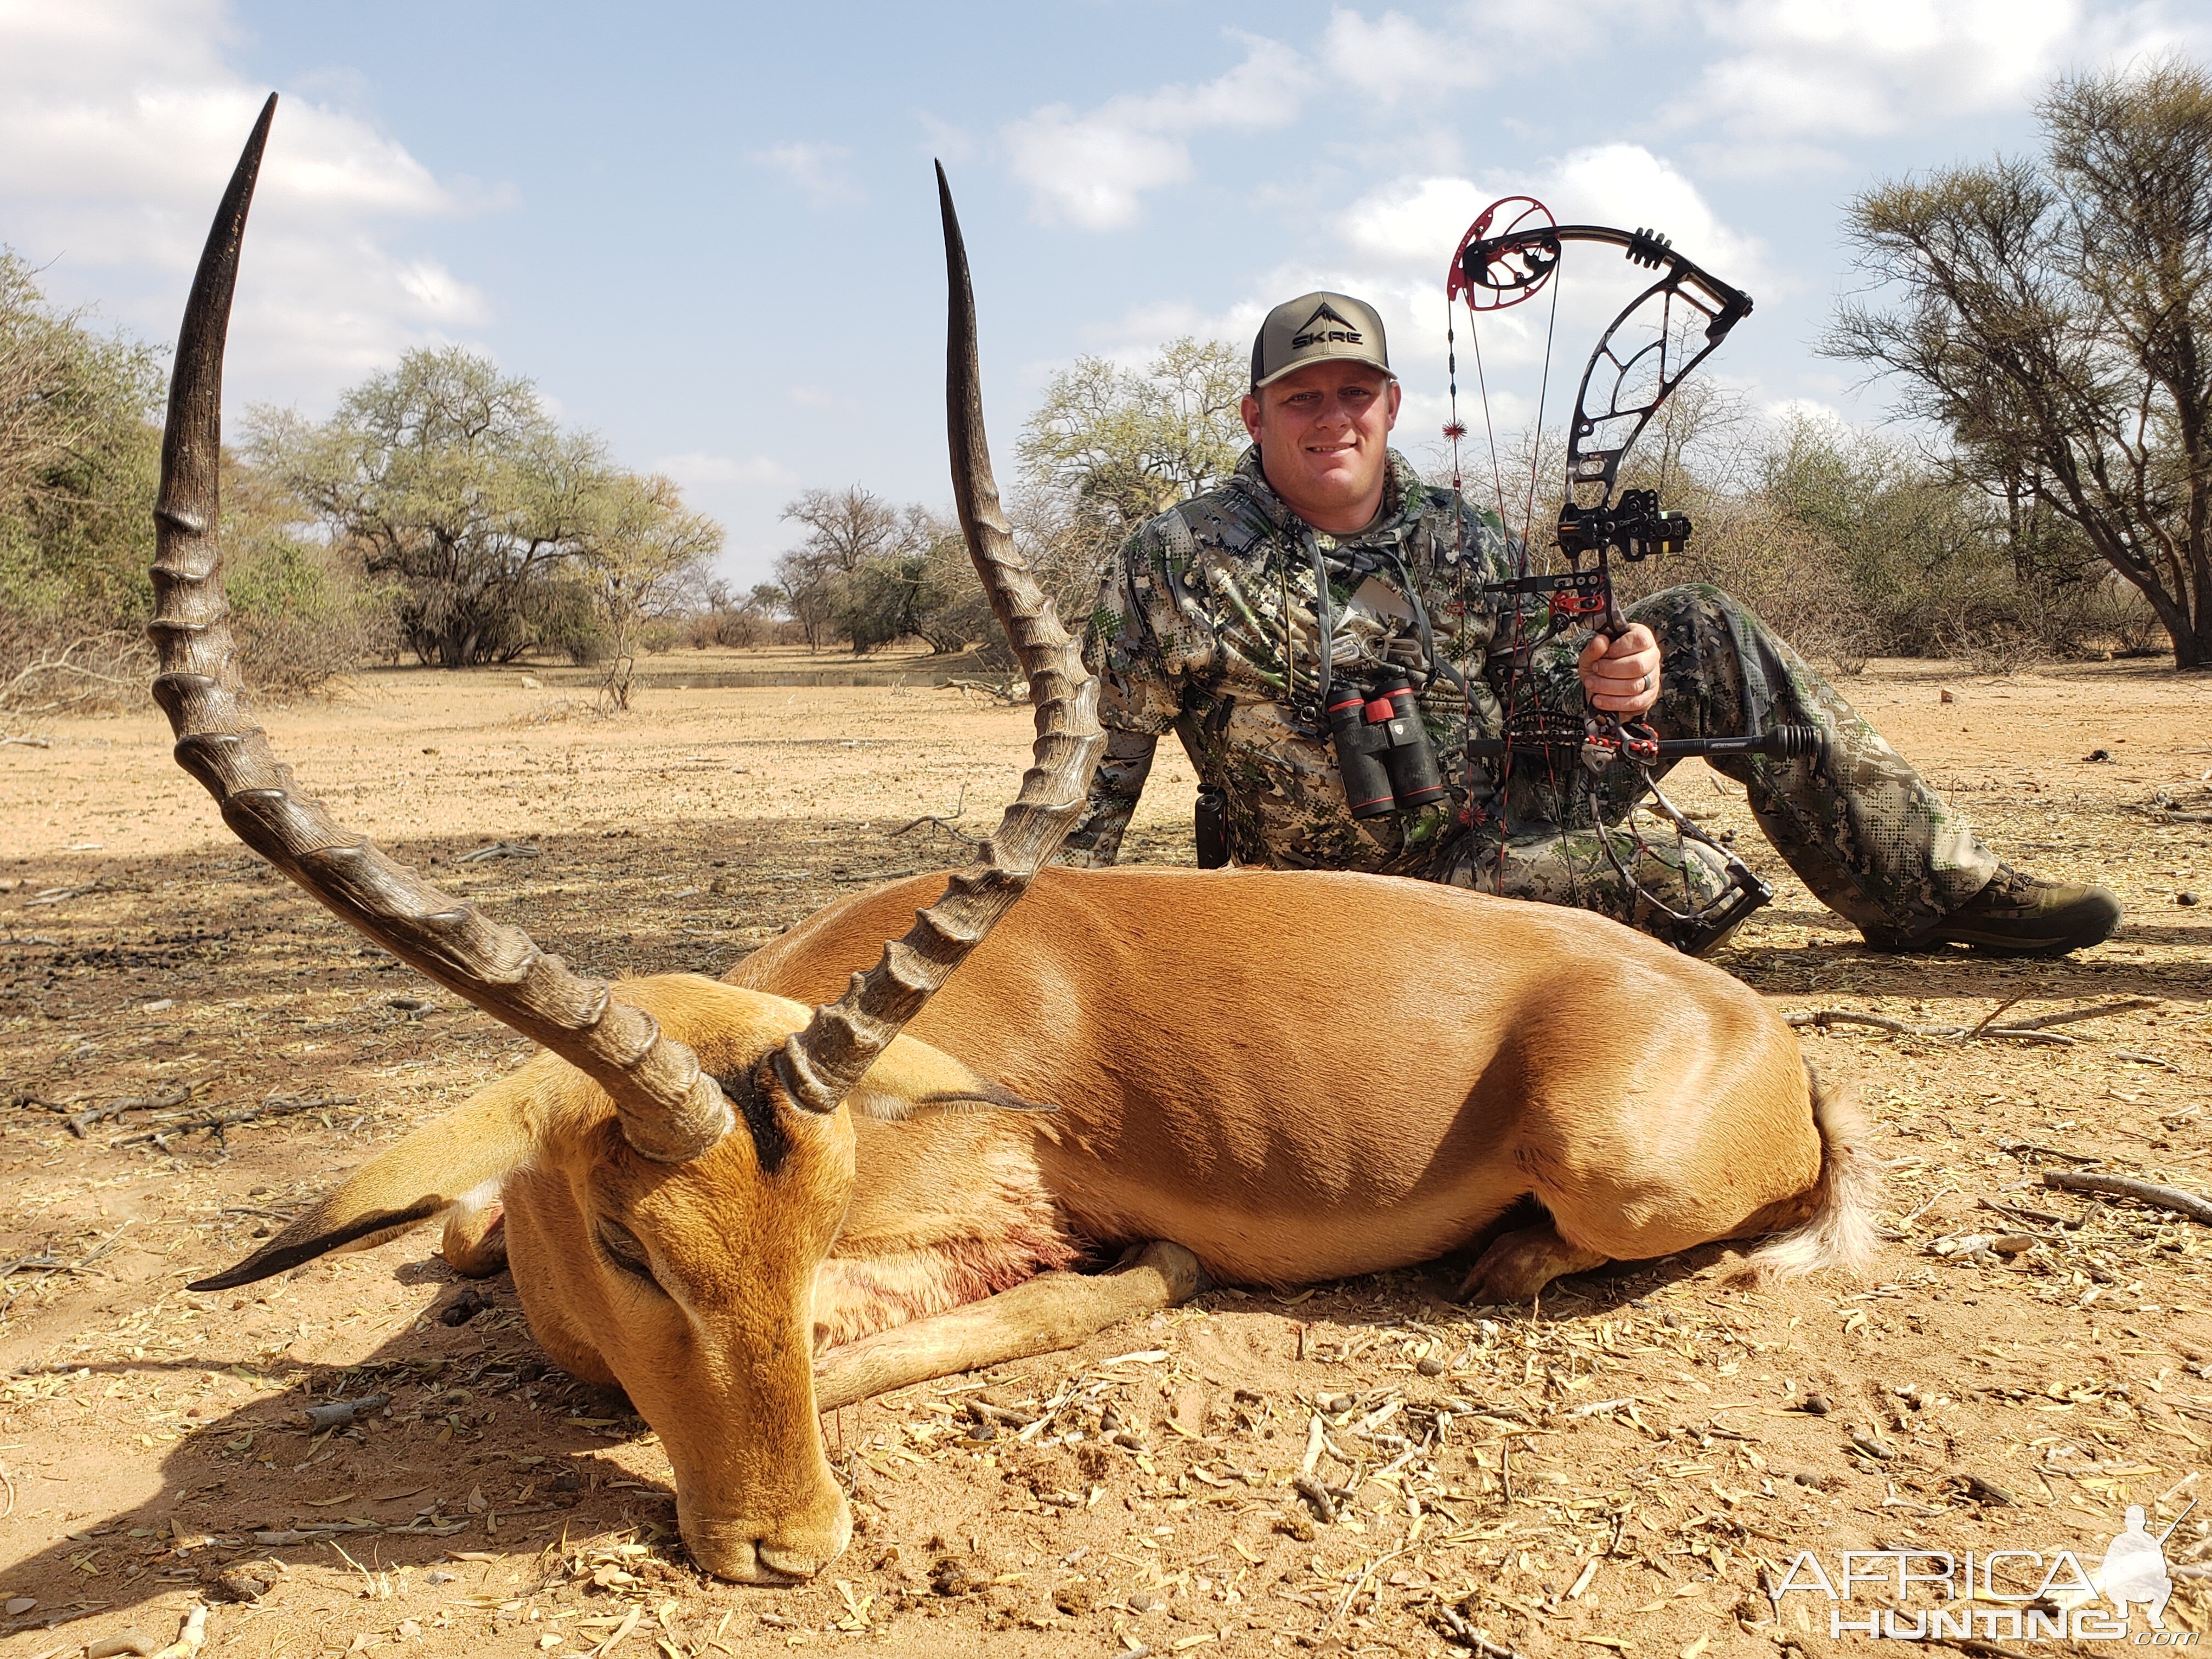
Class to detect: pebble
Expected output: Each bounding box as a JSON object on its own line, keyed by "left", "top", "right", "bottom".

{"left": 1324, "top": 1395, "right": 1355, "bottom": 1414}
{"left": 1993, "top": 1234, "right": 2037, "bottom": 1256}
{"left": 4, "top": 1598, "right": 35, "bottom": 1616}
{"left": 214, "top": 1566, "right": 271, "bottom": 1601}
{"left": 1661, "top": 1311, "right": 1683, "bottom": 1329}
{"left": 2180, "top": 892, "right": 2199, "bottom": 907}
{"left": 1803, "top": 1392, "right": 1832, "bottom": 1415}
{"left": 86, "top": 1637, "right": 155, "bottom": 1659}
{"left": 1415, "top": 1357, "right": 1447, "bottom": 1377}
{"left": 1128, "top": 1592, "right": 1160, "bottom": 1613}
{"left": 929, "top": 1559, "right": 986, "bottom": 1598}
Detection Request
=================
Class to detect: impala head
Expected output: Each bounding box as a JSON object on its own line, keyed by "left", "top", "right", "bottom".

{"left": 157, "top": 101, "right": 1097, "bottom": 1582}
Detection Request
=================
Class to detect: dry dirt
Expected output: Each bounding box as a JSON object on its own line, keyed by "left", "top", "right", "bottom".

{"left": 1, "top": 653, "right": 2209, "bottom": 1659}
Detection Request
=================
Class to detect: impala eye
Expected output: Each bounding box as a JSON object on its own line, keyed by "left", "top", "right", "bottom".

{"left": 596, "top": 1218, "right": 656, "bottom": 1283}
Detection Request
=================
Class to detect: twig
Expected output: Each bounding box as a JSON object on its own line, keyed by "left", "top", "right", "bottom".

{"left": 1953, "top": 1471, "right": 2017, "bottom": 1506}
{"left": 1432, "top": 1599, "right": 1525, "bottom": 1659}
{"left": 945, "top": 677, "right": 1026, "bottom": 705}
{"left": 1565, "top": 1397, "right": 1636, "bottom": 1419}
{"left": 1999, "top": 1140, "right": 2102, "bottom": 1165}
{"left": 67, "top": 1083, "right": 191, "bottom": 1138}
{"left": 1788, "top": 998, "right": 2138, "bottom": 1046}
{"left": 1977, "top": 1197, "right": 2069, "bottom": 1229}
{"left": 149, "top": 1601, "right": 208, "bottom": 1659}
{"left": 2112, "top": 1051, "right": 2181, "bottom": 1071}
{"left": 1290, "top": 1473, "right": 1337, "bottom": 1524}
{"left": 0, "top": 733, "right": 50, "bottom": 748}
{"left": 1324, "top": 1543, "right": 1419, "bottom": 1635}
{"left": 1991, "top": 997, "right": 2157, "bottom": 1031}
{"left": 456, "top": 840, "right": 540, "bottom": 863}
{"left": 1788, "top": 1010, "right": 1942, "bottom": 1036}
{"left": 112, "top": 1093, "right": 357, "bottom": 1148}
{"left": 891, "top": 786, "right": 984, "bottom": 849}
{"left": 1960, "top": 995, "right": 2025, "bottom": 1043}
{"left": 2042, "top": 1169, "right": 2212, "bottom": 1224}
{"left": 0, "top": 1459, "right": 14, "bottom": 1517}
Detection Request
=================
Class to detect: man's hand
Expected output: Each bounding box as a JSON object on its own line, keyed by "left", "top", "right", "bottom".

{"left": 1579, "top": 623, "right": 1662, "bottom": 716}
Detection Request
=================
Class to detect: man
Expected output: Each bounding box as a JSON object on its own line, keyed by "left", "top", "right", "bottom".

{"left": 1058, "top": 290, "right": 2121, "bottom": 957}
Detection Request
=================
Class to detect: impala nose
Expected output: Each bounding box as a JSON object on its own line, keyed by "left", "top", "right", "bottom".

{"left": 679, "top": 1495, "right": 852, "bottom": 1584}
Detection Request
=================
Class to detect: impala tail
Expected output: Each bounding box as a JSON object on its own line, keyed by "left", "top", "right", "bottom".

{"left": 1747, "top": 1063, "right": 1877, "bottom": 1278}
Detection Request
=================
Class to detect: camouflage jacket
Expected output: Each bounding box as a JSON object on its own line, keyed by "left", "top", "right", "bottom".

{"left": 1060, "top": 445, "right": 1526, "bottom": 875}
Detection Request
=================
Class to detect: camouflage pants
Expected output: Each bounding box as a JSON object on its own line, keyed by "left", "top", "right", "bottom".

{"left": 1439, "top": 584, "right": 1998, "bottom": 950}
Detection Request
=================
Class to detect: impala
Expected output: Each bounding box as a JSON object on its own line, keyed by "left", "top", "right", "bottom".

{"left": 159, "top": 99, "right": 1874, "bottom": 1585}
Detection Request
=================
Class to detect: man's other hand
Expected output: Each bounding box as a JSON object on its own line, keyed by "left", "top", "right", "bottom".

{"left": 1579, "top": 623, "right": 1662, "bottom": 716}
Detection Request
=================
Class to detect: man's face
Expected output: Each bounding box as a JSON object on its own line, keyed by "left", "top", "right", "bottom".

{"left": 1240, "top": 362, "right": 1401, "bottom": 529}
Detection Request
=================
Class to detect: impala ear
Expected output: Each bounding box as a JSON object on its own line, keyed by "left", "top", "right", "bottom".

{"left": 843, "top": 1031, "right": 1055, "bottom": 1124}
{"left": 189, "top": 1074, "right": 535, "bottom": 1292}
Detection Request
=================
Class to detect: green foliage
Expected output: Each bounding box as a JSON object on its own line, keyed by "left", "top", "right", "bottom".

{"left": 1018, "top": 336, "right": 1246, "bottom": 536}
{"left": 0, "top": 252, "right": 166, "bottom": 709}
{"left": 251, "top": 347, "right": 616, "bottom": 668}
{"left": 834, "top": 551, "right": 950, "bottom": 654}
{"left": 580, "top": 472, "right": 721, "bottom": 706}
{"left": 255, "top": 347, "right": 718, "bottom": 690}
{"left": 1827, "top": 55, "right": 2212, "bottom": 665}
{"left": 774, "top": 486, "right": 938, "bottom": 654}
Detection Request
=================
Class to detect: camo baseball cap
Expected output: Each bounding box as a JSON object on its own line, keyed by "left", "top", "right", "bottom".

{"left": 1250, "top": 292, "right": 1393, "bottom": 391}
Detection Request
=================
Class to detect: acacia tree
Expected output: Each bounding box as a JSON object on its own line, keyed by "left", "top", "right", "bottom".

{"left": 1017, "top": 336, "right": 1246, "bottom": 536}
{"left": 773, "top": 486, "right": 932, "bottom": 652}
{"left": 1826, "top": 58, "right": 2212, "bottom": 666}
{"left": 0, "top": 252, "right": 164, "bottom": 708}
{"left": 579, "top": 473, "right": 722, "bottom": 708}
{"left": 253, "top": 348, "right": 616, "bottom": 667}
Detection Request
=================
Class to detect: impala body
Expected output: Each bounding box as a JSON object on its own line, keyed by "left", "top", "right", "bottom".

{"left": 157, "top": 103, "right": 1872, "bottom": 1587}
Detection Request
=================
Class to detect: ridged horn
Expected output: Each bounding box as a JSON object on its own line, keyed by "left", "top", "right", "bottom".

{"left": 146, "top": 95, "right": 733, "bottom": 1163}
{"left": 769, "top": 165, "right": 1104, "bottom": 1111}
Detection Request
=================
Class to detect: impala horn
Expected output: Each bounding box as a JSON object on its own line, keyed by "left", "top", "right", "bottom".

{"left": 148, "top": 95, "right": 733, "bottom": 1163}
{"left": 767, "top": 165, "right": 1104, "bottom": 1112}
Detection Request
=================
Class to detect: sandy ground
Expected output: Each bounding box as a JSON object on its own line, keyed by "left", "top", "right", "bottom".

{"left": 1, "top": 655, "right": 2209, "bottom": 1659}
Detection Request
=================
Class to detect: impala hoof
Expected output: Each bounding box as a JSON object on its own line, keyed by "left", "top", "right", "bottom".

{"left": 679, "top": 1498, "right": 851, "bottom": 1584}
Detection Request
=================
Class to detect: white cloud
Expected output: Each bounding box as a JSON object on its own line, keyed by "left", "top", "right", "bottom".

{"left": 1002, "top": 37, "right": 1313, "bottom": 229}
{"left": 1677, "top": 0, "right": 2090, "bottom": 143}
{"left": 1337, "top": 145, "right": 1773, "bottom": 319}
{"left": 0, "top": 0, "right": 489, "bottom": 407}
{"left": 752, "top": 140, "right": 862, "bottom": 206}
{"left": 1319, "top": 8, "right": 1492, "bottom": 99}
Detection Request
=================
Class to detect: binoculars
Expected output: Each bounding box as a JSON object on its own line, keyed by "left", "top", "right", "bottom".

{"left": 1325, "top": 671, "right": 1448, "bottom": 820}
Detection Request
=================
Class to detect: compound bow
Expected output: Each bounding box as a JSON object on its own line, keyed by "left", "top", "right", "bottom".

{"left": 1444, "top": 196, "right": 1822, "bottom": 952}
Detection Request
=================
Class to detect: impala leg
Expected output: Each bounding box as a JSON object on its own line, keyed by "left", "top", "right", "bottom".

{"left": 1458, "top": 1223, "right": 1610, "bottom": 1305}
{"left": 439, "top": 1183, "right": 509, "bottom": 1277}
{"left": 813, "top": 1242, "right": 1203, "bottom": 1412}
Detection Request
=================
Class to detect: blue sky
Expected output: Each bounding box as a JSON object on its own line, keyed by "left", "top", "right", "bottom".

{"left": 3, "top": 0, "right": 2204, "bottom": 585}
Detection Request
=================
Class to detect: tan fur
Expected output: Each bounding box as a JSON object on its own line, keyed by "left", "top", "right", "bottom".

{"left": 199, "top": 866, "right": 1868, "bottom": 1586}
{"left": 1744, "top": 1065, "right": 1877, "bottom": 1278}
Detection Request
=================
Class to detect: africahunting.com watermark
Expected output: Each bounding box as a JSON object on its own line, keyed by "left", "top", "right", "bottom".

{"left": 1773, "top": 1505, "right": 2198, "bottom": 1642}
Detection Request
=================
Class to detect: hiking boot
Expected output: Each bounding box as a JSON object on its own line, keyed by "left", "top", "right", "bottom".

{"left": 1865, "top": 865, "right": 2123, "bottom": 957}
